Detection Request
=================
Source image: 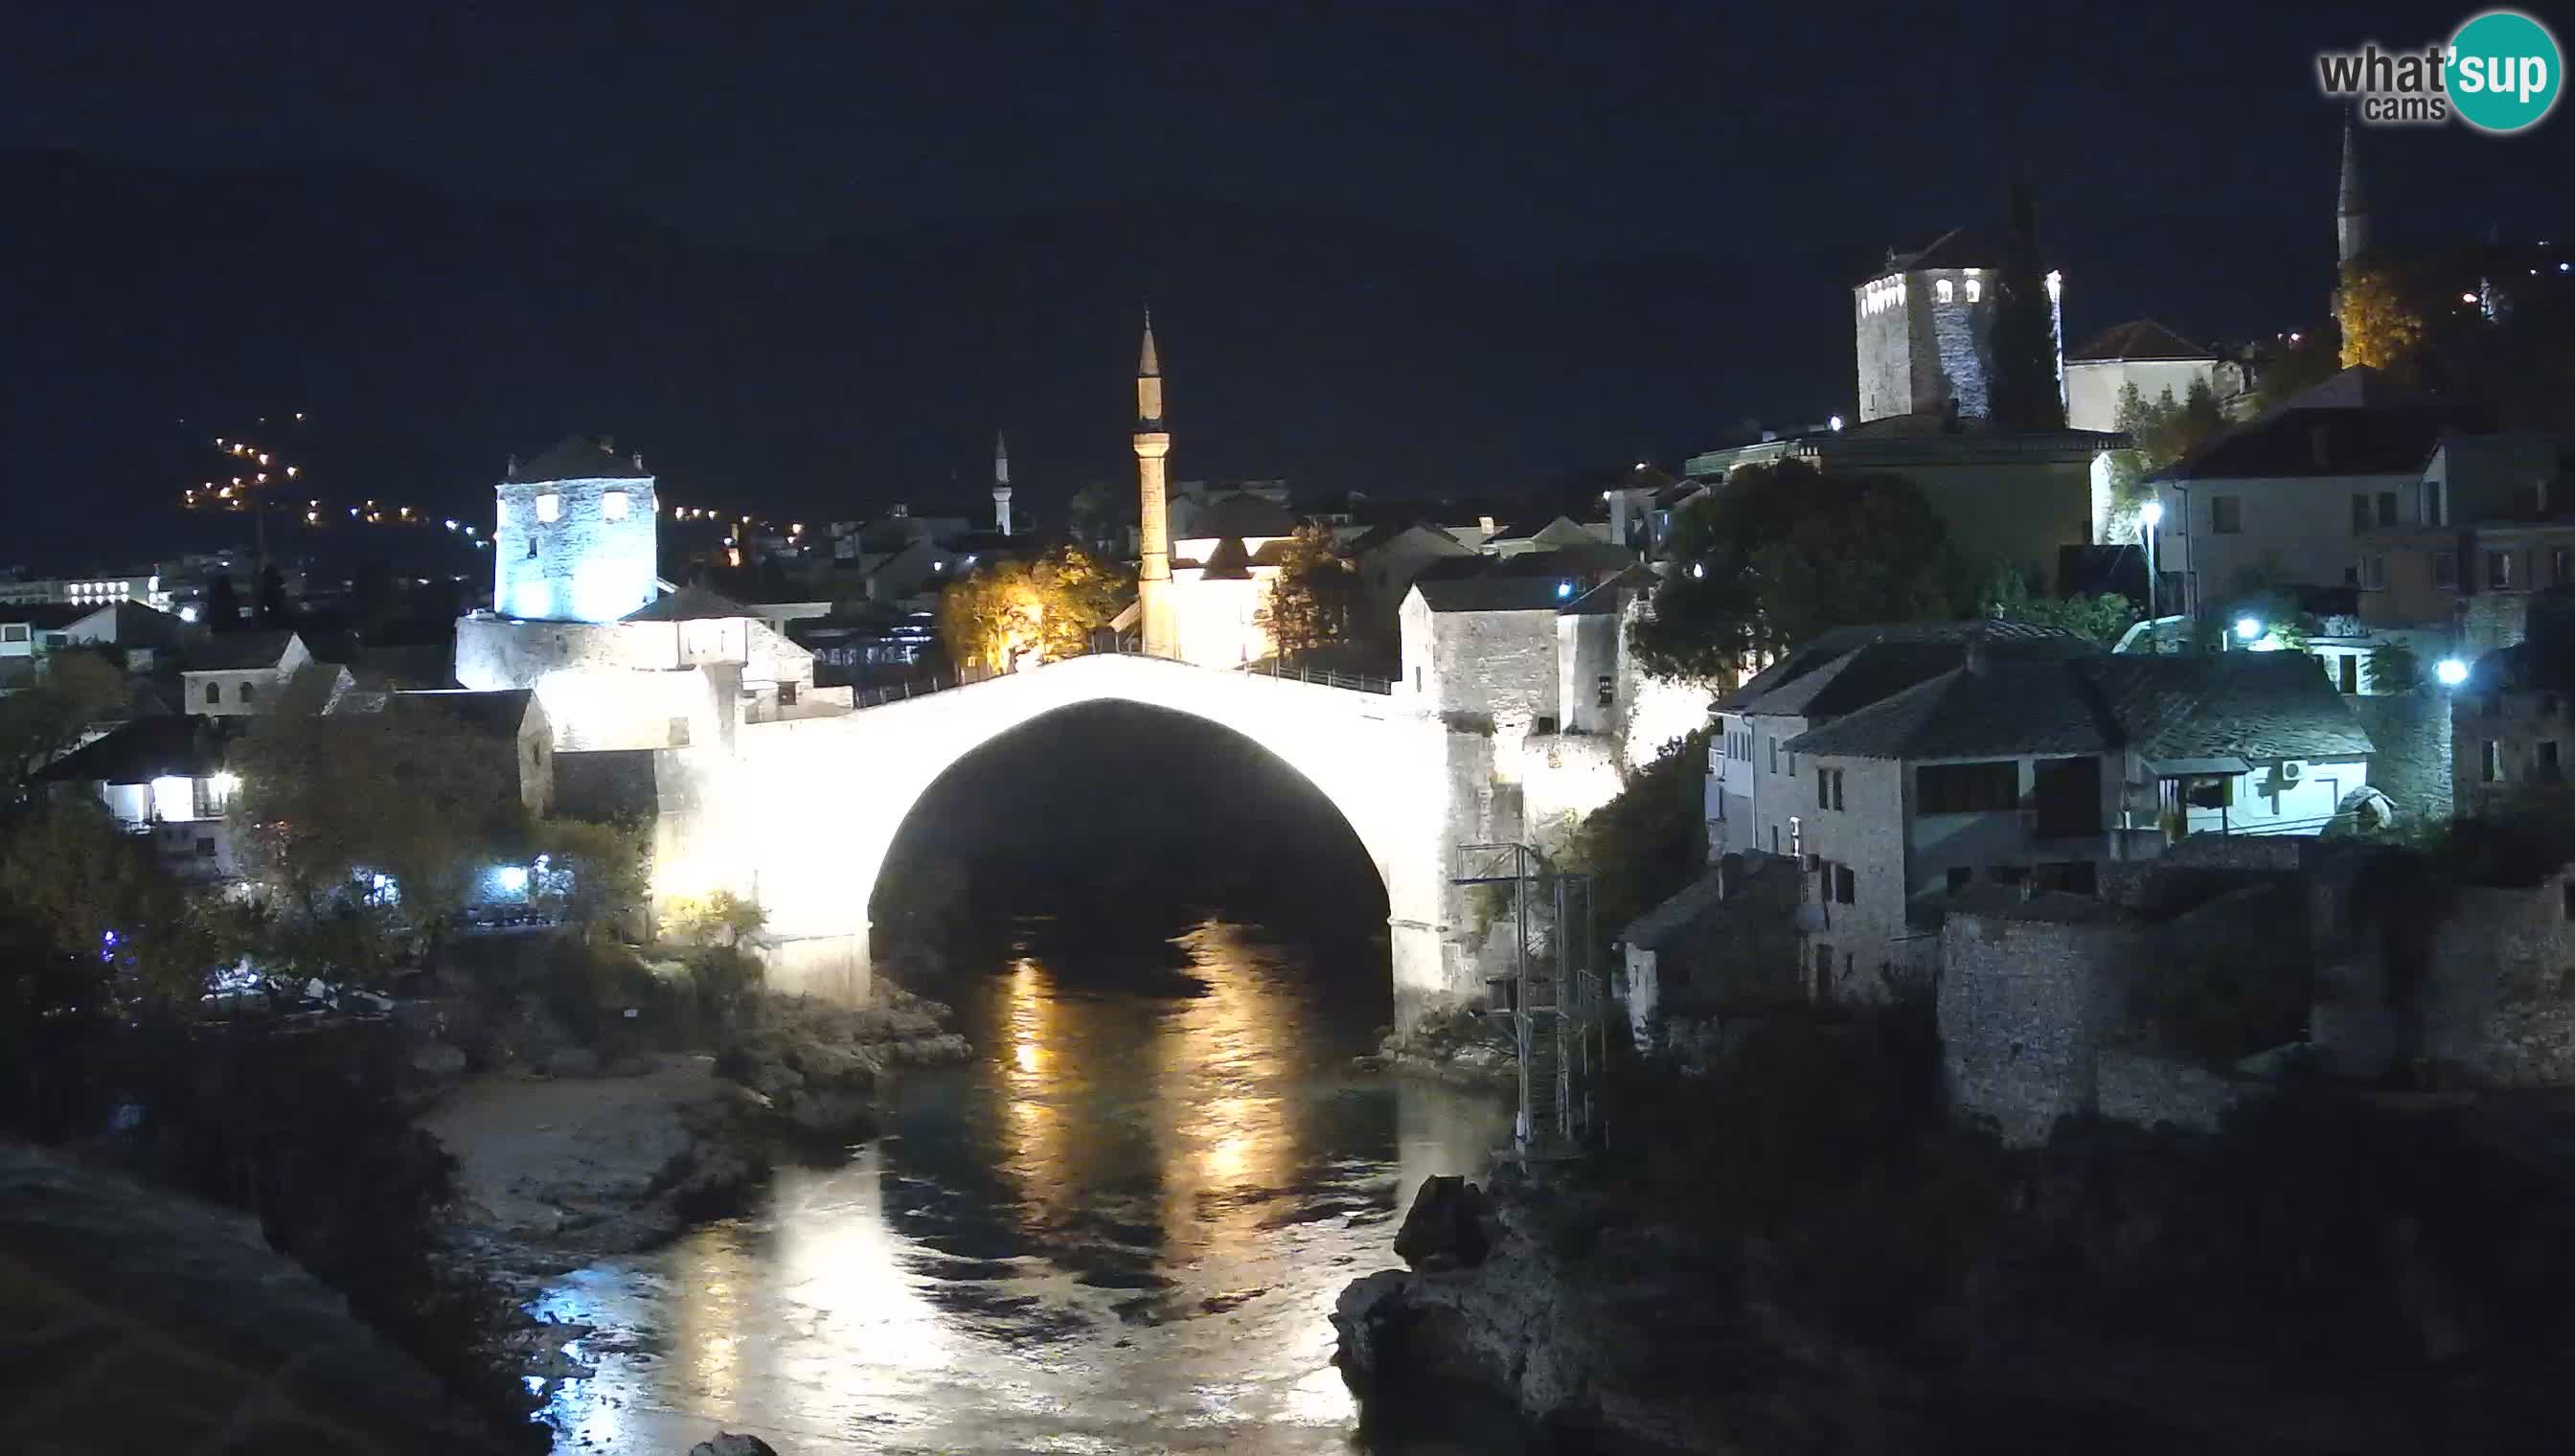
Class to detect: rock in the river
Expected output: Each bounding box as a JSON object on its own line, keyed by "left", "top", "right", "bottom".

{"left": 1392, "top": 1174, "right": 1489, "bottom": 1271}
{"left": 686, "top": 1434, "right": 779, "bottom": 1456}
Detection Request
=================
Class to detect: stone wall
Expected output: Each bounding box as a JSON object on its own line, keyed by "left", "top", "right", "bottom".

{"left": 2094, "top": 1049, "right": 2245, "bottom": 1134}
{"left": 1939, "top": 903, "right": 2142, "bottom": 1147}
{"left": 2349, "top": 688, "right": 2453, "bottom": 825}
{"left": 493, "top": 473, "right": 658, "bottom": 624}
{"left": 2419, "top": 872, "right": 2575, "bottom": 1087}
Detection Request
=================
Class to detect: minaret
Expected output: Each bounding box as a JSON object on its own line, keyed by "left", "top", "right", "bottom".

{"left": 991, "top": 429, "right": 1013, "bottom": 536}
{"left": 1133, "top": 310, "right": 1178, "bottom": 658}
{"left": 2336, "top": 117, "right": 2371, "bottom": 266}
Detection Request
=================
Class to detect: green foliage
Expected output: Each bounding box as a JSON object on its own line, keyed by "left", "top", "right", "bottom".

{"left": 2248, "top": 329, "right": 2344, "bottom": 416}
{"left": 2103, "top": 378, "right": 2228, "bottom": 539}
{"left": 0, "top": 649, "right": 128, "bottom": 808}
{"left": 231, "top": 704, "right": 521, "bottom": 977}
{"left": 2364, "top": 639, "right": 2424, "bottom": 694}
{"left": 1256, "top": 523, "right": 1362, "bottom": 664}
{"left": 935, "top": 542, "right": 1131, "bottom": 671}
{"left": 1629, "top": 461, "right": 1955, "bottom": 683}
{"left": 529, "top": 815, "right": 650, "bottom": 939}
{"left": 1066, "top": 480, "right": 1136, "bottom": 555}
{"left": 661, "top": 888, "right": 766, "bottom": 948}
{"left": 684, "top": 944, "right": 765, "bottom": 1029}
{"left": 1561, "top": 730, "right": 1710, "bottom": 954}
{"left": 2336, "top": 261, "right": 2427, "bottom": 374}
{"left": 0, "top": 794, "right": 238, "bottom": 1009}
{"left": 1981, "top": 565, "right": 2139, "bottom": 646}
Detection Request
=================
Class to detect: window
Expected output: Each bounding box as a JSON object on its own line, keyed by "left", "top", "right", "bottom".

{"left": 2377, "top": 491, "right": 2399, "bottom": 527}
{"left": 2351, "top": 493, "right": 2373, "bottom": 531}
{"left": 2488, "top": 550, "right": 2516, "bottom": 590}
{"left": 2183, "top": 774, "right": 2233, "bottom": 809}
{"left": 2210, "top": 495, "right": 2243, "bottom": 535}
{"left": 0, "top": 624, "right": 24, "bottom": 643}
{"left": 1813, "top": 766, "right": 1844, "bottom": 809}
{"left": 602, "top": 489, "right": 629, "bottom": 521}
{"left": 1834, "top": 864, "right": 1856, "bottom": 905}
{"left": 195, "top": 837, "right": 216, "bottom": 858}
{"left": 239, "top": 682, "right": 255, "bottom": 705}
{"left": 2483, "top": 739, "right": 2502, "bottom": 784}
{"left": 2433, "top": 551, "right": 2458, "bottom": 588}
{"left": 1596, "top": 674, "right": 1614, "bottom": 710}
{"left": 536, "top": 492, "right": 561, "bottom": 523}
{"left": 205, "top": 681, "right": 221, "bottom": 705}
{"left": 1768, "top": 739, "right": 1778, "bottom": 774}
{"left": 2339, "top": 655, "right": 2359, "bottom": 694}
{"left": 1936, "top": 279, "right": 1954, "bottom": 304}
{"left": 2540, "top": 740, "right": 2563, "bottom": 782}
{"left": 778, "top": 681, "right": 798, "bottom": 708}
{"left": 1916, "top": 761, "right": 2019, "bottom": 814}
{"left": 1965, "top": 278, "right": 1982, "bottom": 303}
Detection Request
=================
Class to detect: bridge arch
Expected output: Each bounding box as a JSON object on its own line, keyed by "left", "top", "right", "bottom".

{"left": 680, "top": 655, "right": 1472, "bottom": 1029}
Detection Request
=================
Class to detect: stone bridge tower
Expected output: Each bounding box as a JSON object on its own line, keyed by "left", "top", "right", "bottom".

{"left": 1134, "top": 312, "right": 1178, "bottom": 658}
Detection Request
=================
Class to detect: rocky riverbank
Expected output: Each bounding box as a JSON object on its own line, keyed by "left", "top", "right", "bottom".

{"left": 1357, "top": 1005, "right": 1518, "bottom": 1091}
{"left": 1334, "top": 1092, "right": 2575, "bottom": 1455}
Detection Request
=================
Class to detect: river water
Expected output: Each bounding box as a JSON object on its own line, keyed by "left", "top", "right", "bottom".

{"left": 529, "top": 918, "right": 1512, "bottom": 1454}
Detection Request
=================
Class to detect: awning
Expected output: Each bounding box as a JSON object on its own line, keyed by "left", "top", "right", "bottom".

{"left": 2145, "top": 756, "right": 2251, "bottom": 778}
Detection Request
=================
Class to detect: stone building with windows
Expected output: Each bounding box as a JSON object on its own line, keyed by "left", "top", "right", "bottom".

{"left": 2451, "top": 596, "right": 2575, "bottom": 819}
{"left": 1852, "top": 227, "right": 2060, "bottom": 424}
{"left": 179, "top": 630, "right": 310, "bottom": 716}
{"left": 490, "top": 435, "right": 660, "bottom": 625}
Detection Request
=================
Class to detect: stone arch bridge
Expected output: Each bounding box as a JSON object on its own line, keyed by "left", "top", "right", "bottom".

{"left": 661, "top": 653, "right": 1493, "bottom": 1031}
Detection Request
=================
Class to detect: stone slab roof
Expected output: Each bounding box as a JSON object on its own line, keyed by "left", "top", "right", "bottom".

{"left": 1413, "top": 577, "right": 1569, "bottom": 613}
{"left": 1718, "top": 620, "right": 2093, "bottom": 714}
{"left": 625, "top": 584, "right": 756, "bottom": 622}
{"left": 514, "top": 433, "right": 649, "bottom": 482}
{"left": 40, "top": 714, "right": 233, "bottom": 785}
{"left": 182, "top": 629, "right": 301, "bottom": 673}
{"left": 387, "top": 688, "right": 537, "bottom": 739}
{"left": 2067, "top": 319, "right": 2216, "bottom": 363}
{"left": 1785, "top": 650, "right": 2372, "bottom": 763}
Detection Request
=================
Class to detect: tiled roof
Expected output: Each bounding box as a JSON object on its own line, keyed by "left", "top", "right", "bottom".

{"left": 1719, "top": 620, "right": 2093, "bottom": 714}
{"left": 2156, "top": 404, "right": 2474, "bottom": 482}
{"left": 388, "top": 688, "right": 538, "bottom": 739}
{"left": 625, "top": 585, "right": 755, "bottom": 622}
{"left": 0, "top": 603, "right": 91, "bottom": 629}
{"left": 1784, "top": 650, "right": 2370, "bottom": 762}
{"left": 1413, "top": 577, "right": 1571, "bottom": 613}
{"left": 40, "top": 715, "right": 234, "bottom": 785}
{"left": 183, "top": 629, "right": 300, "bottom": 673}
{"left": 516, "top": 434, "right": 650, "bottom": 482}
{"left": 2067, "top": 319, "right": 2216, "bottom": 364}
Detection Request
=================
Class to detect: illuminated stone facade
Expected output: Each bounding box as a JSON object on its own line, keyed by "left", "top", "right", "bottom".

{"left": 492, "top": 436, "right": 660, "bottom": 624}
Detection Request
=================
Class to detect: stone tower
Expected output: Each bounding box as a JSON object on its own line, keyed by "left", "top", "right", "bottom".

{"left": 492, "top": 434, "right": 658, "bottom": 623}
{"left": 991, "top": 429, "right": 1013, "bottom": 536}
{"left": 1133, "top": 312, "right": 1177, "bottom": 658}
{"left": 2336, "top": 117, "right": 2371, "bottom": 266}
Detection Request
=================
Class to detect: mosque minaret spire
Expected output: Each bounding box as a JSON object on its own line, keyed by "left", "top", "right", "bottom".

{"left": 1133, "top": 309, "right": 1177, "bottom": 658}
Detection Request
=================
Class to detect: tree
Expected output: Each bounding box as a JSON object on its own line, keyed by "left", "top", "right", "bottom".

{"left": 2247, "top": 330, "right": 2344, "bottom": 417}
{"left": 2364, "top": 639, "right": 2424, "bottom": 694}
{"left": 661, "top": 889, "right": 765, "bottom": 949}
{"left": 200, "top": 573, "right": 242, "bottom": 632}
{"left": 1257, "top": 523, "right": 1361, "bottom": 665}
{"left": 0, "top": 795, "right": 238, "bottom": 1009}
{"left": 0, "top": 649, "right": 128, "bottom": 808}
{"left": 1629, "top": 461, "right": 1956, "bottom": 684}
{"left": 934, "top": 543, "right": 1129, "bottom": 672}
{"left": 1066, "top": 480, "right": 1135, "bottom": 556}
{"left": 2101, "top": 381, "right": 2225, "bottom": 539}
{"left": 2336, "top": 261, "right": 2427, "bottom": 374}
{"left": 1988, "top": 174, "right": 2067, "bottom": 433}
{"left": 1981, "top": 566, "right": 2139, "bottom": 646}
{"left": 530, "top": 816, "right": 651, "bottom": 941}
{"left": 1563, "top": 731, "right": 1712, "bottom": 964}
{"left": 230, "top": 706, "right": 519, "bottom": 977}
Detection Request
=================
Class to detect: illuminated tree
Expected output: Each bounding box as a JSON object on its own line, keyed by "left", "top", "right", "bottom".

{"left": 935, "top": 543, "right": 1129, "bottom": 671}
{"left": 1256, "top": 524, "right": 1361, "bottom": 665}
{"left": 2336, "top": 262, "right": 2427, "bottom": 373}
{"left": 660, "top": 889, "right": 765, "bottom": 948}
{"left": 0, "top": 796, "right": 245, "bottom": 1009}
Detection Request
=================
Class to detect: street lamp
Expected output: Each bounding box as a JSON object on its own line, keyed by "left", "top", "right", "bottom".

{"left": 2234, "top": 616, "right": 2264, "bottom": 643}
{"left": 2138, "top": 499, "right": 2164, "bottom": 625}
{"left": 2435, "top": 657, "right": 2470, "bottom": 687}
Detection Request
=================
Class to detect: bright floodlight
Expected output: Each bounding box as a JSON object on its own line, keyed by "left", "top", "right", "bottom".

{"left": 2139, "top": 500, "right": 2164, "bottom": 529}
{"left": 494, "top": 865, "right": 530, "bottom": 893}
{"left": 1829, "top": 414, "right": 1845, "bottom": 432}
{"left": 2436, "top": 657, "right": 2470, "bottom": 687}
{"left": 1556, "top": 580, "right": 1574, "bottom": 600}
{"left": 2234, "top": 616, "right": 2263, "bottom": 642}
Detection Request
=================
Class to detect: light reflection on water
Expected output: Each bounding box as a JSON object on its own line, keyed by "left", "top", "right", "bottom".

{"left": 531, "top": 920, "right": 1510, "bottom": 1454}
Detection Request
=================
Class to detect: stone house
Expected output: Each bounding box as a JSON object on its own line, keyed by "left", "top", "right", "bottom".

{"left": 1617, "top": 853, "right": 1804, "bottom": 1052}
{"left": 40, "top": 715, "right": 244, "bottom": 881}
{"left": 2452, "top": 600, "right": 2575, "bottom": 818}
{"left": 2150, "top": 365, "right": 2482, "bottom": 616}
{"left": 1348, "top": 522, "right": 1474, "bottom": 639}
{"left": 2355, "top": 431, "right": 2572, "bottom": 653}
{"left": 1783, "top": 649, "right": 2372, "bottom": 1004}
{"left": 179, "top": 630, "right": 310, "bottom": 717}
{"left": 2062, "top": 319, "right": 2221, "bottom": 435}
{"left": 1707, "top": 620, "right": 2097, "bottom": 864}
{"left": 376, "top": 689, "right": 555, "bottom": 817}
{"left": 491, "top": 435, "right": 659, "bottom": 625}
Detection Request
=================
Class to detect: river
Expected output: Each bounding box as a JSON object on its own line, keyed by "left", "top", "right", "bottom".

{"left": 527, "top": 917, "right": 1512, "bottom": 1454}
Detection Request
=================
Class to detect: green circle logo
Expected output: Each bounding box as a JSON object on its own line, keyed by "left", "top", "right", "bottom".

{"left": 2450, "top": 11, "right": 2562, "bottom": 132}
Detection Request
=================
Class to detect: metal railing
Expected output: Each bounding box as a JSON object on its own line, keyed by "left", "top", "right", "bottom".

{"left": 840, "top": 644, "right": 1395, "bottom": 712}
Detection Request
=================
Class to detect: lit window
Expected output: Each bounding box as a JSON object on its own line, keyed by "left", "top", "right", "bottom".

{"left": 602, "top": 490, "right": 629, "bottom": 521}
{"left": 1965, "top": 279, "right": 1982, "bottom": 303}
{"left": 536, "top": 493, "right": 561, "bottom": 523}
{"left": 1936, "top": 279, "right": 1954, "bottom": 304}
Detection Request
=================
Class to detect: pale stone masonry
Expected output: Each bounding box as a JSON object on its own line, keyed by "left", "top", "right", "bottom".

{"left": 492, "top": 433, "right": 659, "bottom": 625}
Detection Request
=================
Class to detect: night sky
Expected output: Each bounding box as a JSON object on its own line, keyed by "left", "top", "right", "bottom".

{"left": 5, "top": 2, "right": 2571, "bottom": 560}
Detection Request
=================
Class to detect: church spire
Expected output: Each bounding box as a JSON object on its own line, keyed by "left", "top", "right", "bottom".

{"left": 991, "top": 429, "right": 1013, "bottom": 536}
{"left": 2337, "top": 117, "right": 2371, "bottom": 265}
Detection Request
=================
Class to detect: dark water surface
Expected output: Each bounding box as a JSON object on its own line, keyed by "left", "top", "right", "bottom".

{"left": 531, "top": 919, "right": 1512, "bottom": 1454}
